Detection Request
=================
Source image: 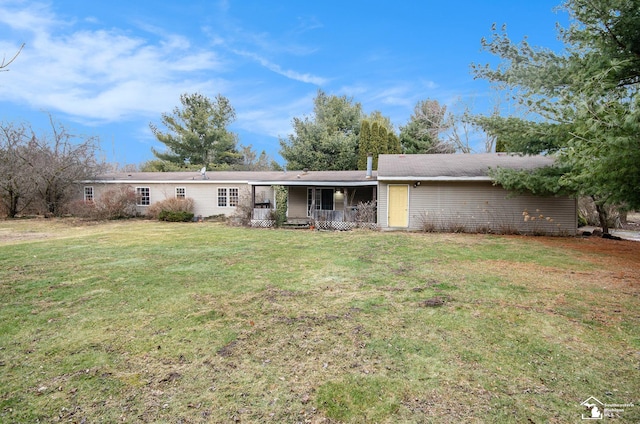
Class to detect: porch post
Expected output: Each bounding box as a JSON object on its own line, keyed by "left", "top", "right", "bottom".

{"left": 251, "top": 185, "right": 256, "bottom": 219}
{"left": 343, "top": 187, "right": 348, "bottom": 222}
{"left": 310, "top": 186, "right": 316, "bottom": 222}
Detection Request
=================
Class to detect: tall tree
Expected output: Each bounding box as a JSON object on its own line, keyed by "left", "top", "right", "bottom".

{"left": 472, "top": 0, "right": 640, "bottom": 234}
{"left": 399, "top": 99, "right": 456, "bottom": 154}
{"left": 238, "top": 144, "right": 276, "bottom": 171}
{"left": 357, "top": 120, "right": 388, "bottom": 170}
{"left": 370, "top": 122, "right": 386, "bottom": 168}
{"left": 358, "top": 111, "right": 400, "bottom": 170}
{"left": 0, "top": 122, "right": 33, "bottom": 217}
{"left": 150, "top": 93, "right": 241, "bottom": 169}
{"left": 0, "top": 118, "right": 103, "bottom": 217}
{"left": 279, "top": 90, "right": 363, "bottom": 170}
{"left": 387, "top": 131, "right": 402, "bottom": 154}
{"left": 357, "top": 120, "right": 372, "bottom": 170}
{"left": 367, "top": 110, "right": 395, "bottom": 133}
{"left": 32, "top": 117, "right": 104, "bottom": 215}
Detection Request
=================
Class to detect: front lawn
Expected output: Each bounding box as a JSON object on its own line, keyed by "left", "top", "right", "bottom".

{"left": 1, "top": 219, "right": 638, "bottom": 422}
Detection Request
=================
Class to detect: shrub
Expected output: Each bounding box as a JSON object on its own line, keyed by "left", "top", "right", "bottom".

{"left": 147, "top": 197, "right": 194, "bottom": 220}
{"left": 67, "top": 186, "right": 138, "bottom": 220}
{"left": 273, "top": 186, "right": 287, "bottom": 227}
{"left": 95, "top": 186, "right": 139, "bottom": 219}
{"left": 417, "top": 211, "right": 443, "bottom": 232}
{"left": 64, "top": 199, "right": 95, "bottom": 218}
{"left": 355, "top": 201, "right": 377, "bottom": 225}
{"left": 229, "top": 190, "right": 254, "bottom": 226}
{"left": 158, "top": 210, "right": 194, "bottom": 222}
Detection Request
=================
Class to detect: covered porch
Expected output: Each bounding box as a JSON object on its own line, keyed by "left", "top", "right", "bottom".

{"left": 248, "top": 170, "right": 378, "bottom": 230}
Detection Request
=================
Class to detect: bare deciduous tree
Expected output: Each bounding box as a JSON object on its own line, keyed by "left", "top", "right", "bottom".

{"left": 0, "top": 117, "right": 104, "bottom": 217}
{"left": 0, "top": 122, "right": 35, "bottom": 216}
{"left": 32, "top": 116, "right": 104, "bottom": 215}
{"left": 447, "top": 100, "right": 499, "bottom": 153}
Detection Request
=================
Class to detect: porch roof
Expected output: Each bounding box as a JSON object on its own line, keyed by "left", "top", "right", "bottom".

{"left": 377, "top": 153, "right": 554, "bottom": 181}
{"left": 247, "top": 170, "right": 378, "bottom": 186}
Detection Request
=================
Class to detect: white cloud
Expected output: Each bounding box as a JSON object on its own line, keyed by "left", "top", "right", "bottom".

{"left": 232, "top": 49, "right": 327, "bottom": 86}
{"left": 236, "top": 93, "right": 316, "bottom": 138}
{"left": 0, "top": 1, "right": 58, "bottom": 32}
{"left": 0, "top": 2, "right": 226, "bottom": 124}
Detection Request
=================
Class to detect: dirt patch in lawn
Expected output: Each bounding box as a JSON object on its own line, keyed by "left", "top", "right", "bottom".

{"left": 536, "top": 235, "right": 640, "bottom": 272}
{"left": 498, "top": 236, "right": 640, "bottom": 296}
{"left": 0, "top": 229, "right": 52, "bottom": 244}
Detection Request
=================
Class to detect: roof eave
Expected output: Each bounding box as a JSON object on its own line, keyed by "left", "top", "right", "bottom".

{"left": 84, "top": 179, "right": 250, "bottom": 184}
{"left": 378, "top": 176, "right": 494, "bottom": 182}
{"left": 248, "top": 180, "right": 378, "bottom": 186}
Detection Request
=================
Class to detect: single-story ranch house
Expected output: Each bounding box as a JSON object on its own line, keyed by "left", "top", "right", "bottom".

{"left": 83, "top": 153, "right": 577, "bottom": 235}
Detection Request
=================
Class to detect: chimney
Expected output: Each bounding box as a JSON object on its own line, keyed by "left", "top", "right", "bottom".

{"left": 365, "top": 154, "right": 373, "bottom": 179}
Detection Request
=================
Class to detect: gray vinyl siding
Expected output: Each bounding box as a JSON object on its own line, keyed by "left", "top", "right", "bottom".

{"left": 379, "top": 181, "right": 576, "bottom": 235}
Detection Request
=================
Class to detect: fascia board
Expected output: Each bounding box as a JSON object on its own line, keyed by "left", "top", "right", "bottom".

{"left": 248, "top": 180, "right": 378, "bottom": 186}
{"left": 377, "top": 176, "right": 493, "bottom": 182}
{"left": 82, "top": 179, "right": 379, "bottom": 186}
{"left": 84, "top": 179, "right": 251, "bottom": 184}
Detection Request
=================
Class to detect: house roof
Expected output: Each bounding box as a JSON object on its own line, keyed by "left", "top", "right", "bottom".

{"left": 89, "top": 154, "right": 553, "bottom": 186}
{"left": 377, "top": 153, "right": 554, "bottom": 181}
{"left": 92, "top": 170, "right": 378, "bottom": 186}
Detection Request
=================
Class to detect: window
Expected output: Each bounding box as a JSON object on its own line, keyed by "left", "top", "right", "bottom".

{"left": 176, "top": 187, "right": 186, "bottom": 199}
{"left": 218, "top": 187, "right": 239, "bottom": 207}
{"left": 84, "top": 186, "right": 94, "bottom": 202}
{"left": 218, "top": 188, "right": 227, "bottom": 207}
{"left": 307, "top": 188, "right": 334, "bottom": 215}
{"left": 136, "top": 187, "right": 150, "bottom": 206}
{"left": 229, "top": 188, "right": 239, "bottom": 207}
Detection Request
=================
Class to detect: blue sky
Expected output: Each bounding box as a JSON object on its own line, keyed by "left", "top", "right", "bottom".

{"left": 0, "top": 0, "right": 568, "bottom": 167}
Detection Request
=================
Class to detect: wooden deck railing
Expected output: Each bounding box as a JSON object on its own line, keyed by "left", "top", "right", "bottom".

{"left": 252, "top": 204, "right": 377, "bottom": 229}
{"left": 252, "top": 208, "right": 273, "bottom": 220}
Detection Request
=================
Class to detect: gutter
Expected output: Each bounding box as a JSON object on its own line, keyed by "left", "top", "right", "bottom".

{"left": 247, "top": 180, "right": 378, "bottom": 187}
{"left": 81, "top": 179, "right": 251, "bottom": 184}
{"left": 81, "top": 179, "right": 379, "bottom": 186}
{"left": 377, "top": 176, "right": 494, "bottom": 182}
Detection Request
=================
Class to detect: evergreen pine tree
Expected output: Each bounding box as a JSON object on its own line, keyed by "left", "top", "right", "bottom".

{"left": 358, "top": 120, "right": 372, "bottom": 170}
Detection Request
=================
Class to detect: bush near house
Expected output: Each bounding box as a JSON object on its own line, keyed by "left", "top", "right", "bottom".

{"left": 66, "top": 186, "right": 138, "bottom": 220}
{"left": 158, "top": 210, "right": 194, "bottom": 222}
{"left": 147, "top": 197, "right": 194, "bottom": 221}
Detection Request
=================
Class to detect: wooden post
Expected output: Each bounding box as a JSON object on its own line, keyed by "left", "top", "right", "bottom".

{"left": 310, "top": 187, "right": 316, "bottom": 222}
{"left": 343, "top": 187, "right": 348, "bottom": 222}
{"left": 251, "top": 185, "right": 256, "bottom": 219}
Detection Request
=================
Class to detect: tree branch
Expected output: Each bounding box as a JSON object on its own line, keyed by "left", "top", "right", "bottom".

{"left": 0, "top": 43, "right": 25, "bottom": 71}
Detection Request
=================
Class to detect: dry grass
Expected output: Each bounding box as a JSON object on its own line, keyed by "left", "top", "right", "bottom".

{"left": 0, "top": 219, "right": 639, "bottom": 423}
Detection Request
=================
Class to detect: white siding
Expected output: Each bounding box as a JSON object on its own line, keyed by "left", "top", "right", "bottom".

{"left": 379, "top": 181, "right": 576, "bottom": 235}
{"left": 93, "top": 182, "right": 260, "bottom": 218}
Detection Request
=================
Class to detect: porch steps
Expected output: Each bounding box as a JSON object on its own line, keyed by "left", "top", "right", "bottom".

{"left": 281, "top": 222, "right": 310, "bottom": 229}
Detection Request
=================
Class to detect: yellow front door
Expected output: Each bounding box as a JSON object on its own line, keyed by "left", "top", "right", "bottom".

{"left": 388, "top": 185, "right": 409, "bottom": 227}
